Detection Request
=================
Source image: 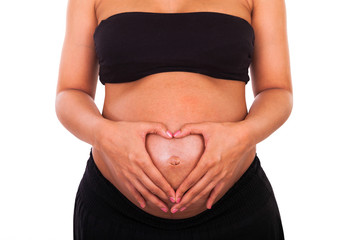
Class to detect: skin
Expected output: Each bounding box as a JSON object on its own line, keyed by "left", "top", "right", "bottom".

{"left": 55, "top": 0, "right": 292, "bottom": 219}
{"left": 145, "top": 133, "right": 205, "bottom": 190}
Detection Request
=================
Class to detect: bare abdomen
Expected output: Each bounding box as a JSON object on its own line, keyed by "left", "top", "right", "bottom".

{"left": 145, "top": 133, "right": 204, "bottom": 190}
{"left": 93, "top": 72, "right": 252, "bottom": 219}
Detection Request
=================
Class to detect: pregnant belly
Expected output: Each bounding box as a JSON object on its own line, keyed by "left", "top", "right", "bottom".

{"left": 145, "top": 133, "right": 205, "bottom": 190}
{"left": 93, "top": 72, "right": 253, "bottom": 219}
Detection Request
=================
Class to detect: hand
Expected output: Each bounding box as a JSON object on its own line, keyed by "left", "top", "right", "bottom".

{"left": 93, "top": 119, "right": 176, "bottom": 213}
{"left": 170, "top": 121, "right": 254, "bottom": 213}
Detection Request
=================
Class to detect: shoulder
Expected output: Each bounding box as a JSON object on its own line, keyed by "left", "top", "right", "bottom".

{"left": 249, "top": 0, "right": 292, "bottom": 94}
{"left": 57, "top": 0, "right": 99, "bottom": 96}
{"left": 251, "top": 0, "right": 288, "bottom": 20}
{"left": 65, "top": 0, "right": 98, "bottom": 29}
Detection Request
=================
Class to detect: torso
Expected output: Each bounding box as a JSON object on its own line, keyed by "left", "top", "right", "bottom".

{"left": 91, "top": 0, "right": 256, "bottom": 219}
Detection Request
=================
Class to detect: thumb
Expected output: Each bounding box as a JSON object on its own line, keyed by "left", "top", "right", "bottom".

{"left": 144, "top": 122, "right": 173, "bottom": 139}
{"left": 173, "top": 122, "right": 206, "bottom": 138}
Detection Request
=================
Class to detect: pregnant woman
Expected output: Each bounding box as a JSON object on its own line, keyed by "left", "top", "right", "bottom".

{"left": 56, "top": 0, "right": 292, "bottom": 239}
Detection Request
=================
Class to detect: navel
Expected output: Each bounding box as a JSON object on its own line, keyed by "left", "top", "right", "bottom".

{"left": 168, "top": 156, "right": 181, "bottom": 166}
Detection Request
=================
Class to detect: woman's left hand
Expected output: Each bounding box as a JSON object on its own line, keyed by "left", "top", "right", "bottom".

{"left": 170, "top": 121, "right": 255, "bottom": 213}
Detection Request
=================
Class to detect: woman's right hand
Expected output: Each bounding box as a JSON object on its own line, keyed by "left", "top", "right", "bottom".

{"left": 92, "top": 119, "right": 176, "bottom": 212}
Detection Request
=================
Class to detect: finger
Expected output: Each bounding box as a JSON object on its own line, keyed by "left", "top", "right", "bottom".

{"left": 123, "top": 180, "right": 146, "bottom": 209}
{"left": 180, "top": 181, "right": 217, "bottom": 212}
{"left": 173, "top": 122, "right": 207, "bottom": 138}
{"left": 206, "top": 181, "right": 225, "bottom": 209}
{"left": 175, "top": 153, "right": 215, "bottom": 202}
{"left": 138, "top": 170, "right": 169, "bottom": 201}
{"left": 143, "top": 122, "right": 173, "bottom": 139}
{"left": 140, "top": 154, "right": 176, "bottom": 200}
{"left": 132, "top": 177, "right": 169, "bottom": 213}
{"left": 174, "top": 164, "right": 207, "bottom": 204}
{"left": 171, "top": 174, "right": 218, "bottom": 213}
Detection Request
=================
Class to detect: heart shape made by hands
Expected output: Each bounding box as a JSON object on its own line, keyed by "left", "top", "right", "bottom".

{"left": 145, "top": 133, "right": 205, "bottom": 190}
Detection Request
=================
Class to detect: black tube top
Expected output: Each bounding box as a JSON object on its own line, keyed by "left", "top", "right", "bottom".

{"left": 93, "top": 11, "right": 255, "bottom": 85}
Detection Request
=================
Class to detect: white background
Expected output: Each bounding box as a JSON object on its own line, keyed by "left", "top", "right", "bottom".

{"left": 1, "top": 0, "right": 359, "bottom": 239}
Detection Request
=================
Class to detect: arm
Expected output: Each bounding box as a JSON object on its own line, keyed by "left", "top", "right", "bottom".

{"left": 169, "top": 0, "right": 293, "bottom": 212}
{"left": 55, "top": 0, "right": 176, "bottom": 211}
{"left": 55, "top": 0, "right": 101, "bottom": 147}
{"left": 242, "top": 0, "right": 293, "bottom": 147}
{"left": 240, "top": 89, "right": 293, "bottom": 148}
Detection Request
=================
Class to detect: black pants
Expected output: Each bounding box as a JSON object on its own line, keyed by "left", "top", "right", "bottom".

{"left": 74, "top": 149, "right": 284, "bottom": 239}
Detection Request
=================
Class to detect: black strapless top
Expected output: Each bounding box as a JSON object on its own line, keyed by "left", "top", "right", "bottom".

{"left": 93, "top": 11, "right": 255, "bottom": 85}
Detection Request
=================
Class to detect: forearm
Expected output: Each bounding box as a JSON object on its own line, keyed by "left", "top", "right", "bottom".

{"left": 240, "top": 88, "right": 293, "bottom": 146}
{"left": 55, "top": 89, "right": 107, "bottom": 147}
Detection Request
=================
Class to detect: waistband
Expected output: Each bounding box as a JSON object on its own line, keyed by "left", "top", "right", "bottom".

{"left": 78, "top": 148, "right": 272, "bottom": 230}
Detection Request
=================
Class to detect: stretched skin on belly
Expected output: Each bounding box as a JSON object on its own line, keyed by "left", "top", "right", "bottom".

{"left": 96, "top": 73, "right": 249, "bottom": 218}
{"left": 145, "top": 133, "right": 205, "bottom": 190}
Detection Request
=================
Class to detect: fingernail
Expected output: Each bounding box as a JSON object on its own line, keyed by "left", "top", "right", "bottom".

{"left": 170, "top": 197, "right": 175, "bottom": 203}
{"left": 171, "top": 208, "right": 178, "bottom": 213}
{"left": 180, "top": 207, "right": 186, "bottom": 212}
{"left": 176, "top": 197, "right": 181, "bottom": 203}
{"left": 173, "top": 130, "right": 181, "bottom": 137}
{"left": 166, "top": 130, "right": 173, "bottom": 138}
{"left": 161, "top": 207, "right": 168, "bottom": 213}
{"left": 140, "top": 202, "right": 146, "bottom": 209}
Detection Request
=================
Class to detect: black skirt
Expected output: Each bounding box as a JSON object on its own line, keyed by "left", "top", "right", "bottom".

{"left": 74, "top": 149, "right": 284, "bottom": 239}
